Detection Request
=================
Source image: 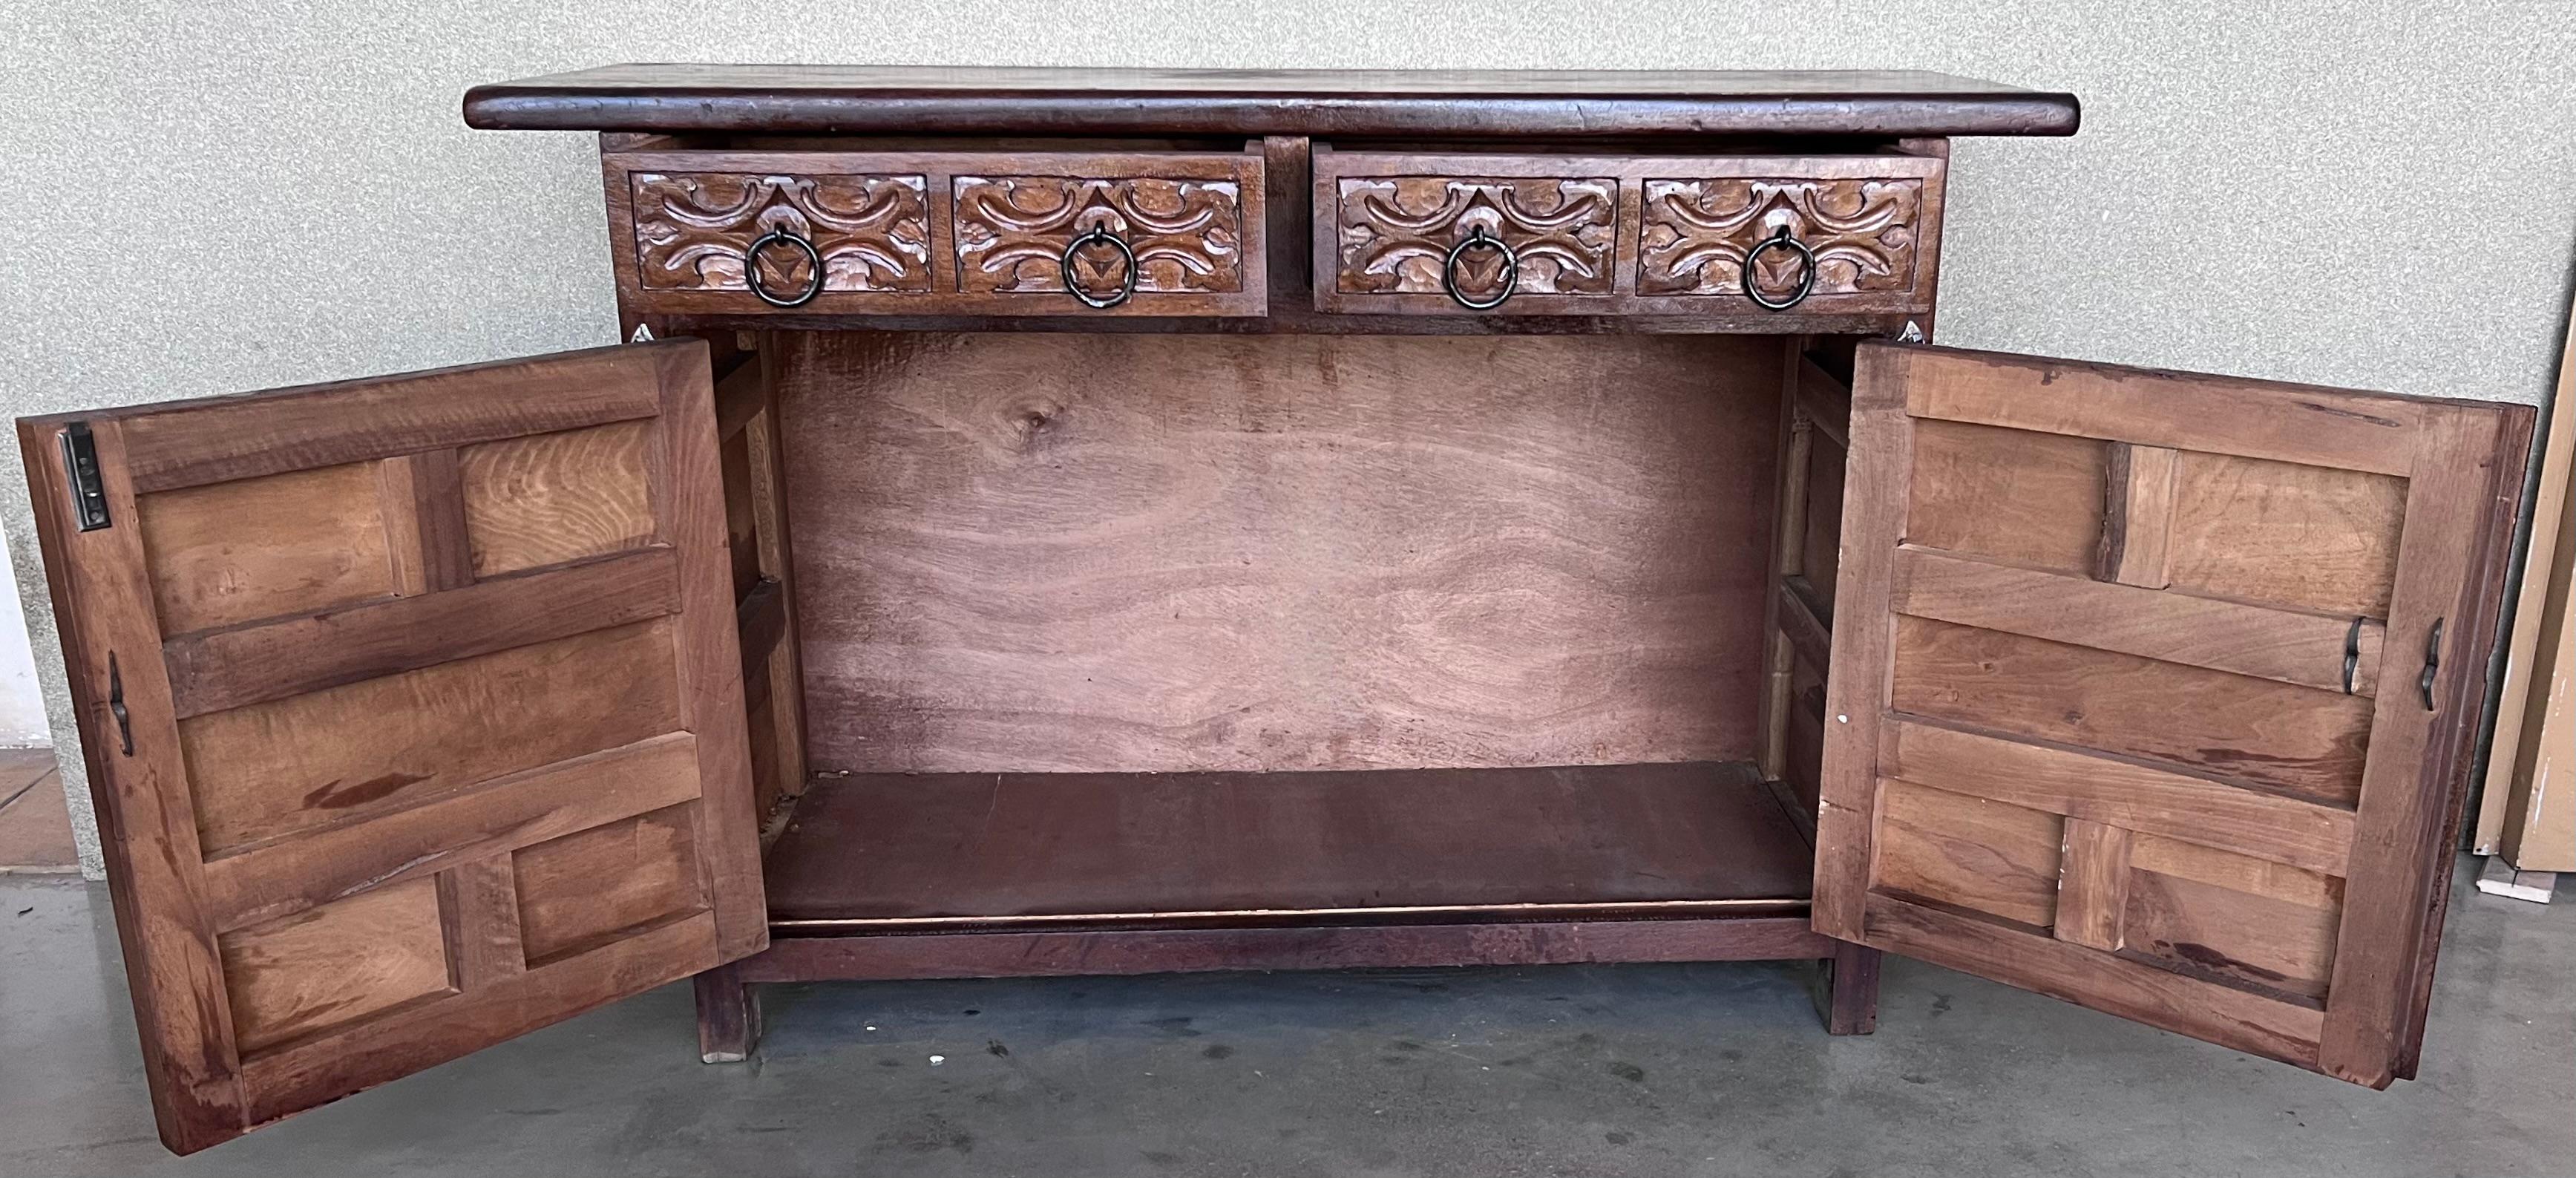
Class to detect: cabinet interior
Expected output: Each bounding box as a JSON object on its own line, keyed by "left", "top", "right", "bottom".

{"left": 735, "top": 330, "right": 1852, "bottom": 930}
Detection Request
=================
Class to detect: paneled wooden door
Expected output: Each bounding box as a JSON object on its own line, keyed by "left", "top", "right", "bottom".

{"left": 18, "top": 340, "right": 766, "bottom": 1154}
{"left": 1814, "top": 342, "right": 2531, "bottom": 1087}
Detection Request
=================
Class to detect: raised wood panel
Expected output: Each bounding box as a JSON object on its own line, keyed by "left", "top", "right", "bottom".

{"left": 164, "top": 549, "right": 681, "bottom": 720}
{"left": 1819, "top": 341, "right": 2532, "bottom": 1088}
{"left": 436, "top": 859, "right": 525, "bottom": 992}
{"left": 2124, "top": 868, "right": 2341, "bottom": 1000}
{"left": 511, "top": 803, "right": 705, "bottom": 965}
{"left": 2130, "top": 831, "right": 2344, "bottom": 911}
{"left": 2097, "top": 442, "right": 2178, "bottom": 588}
{"left": 235, "top": 912, "right": 718, "bottom": 1128}
{"left": 2054, "top": 819, "right": 2131, "bottom": 951}
{"left": 377, "top": 450, "right": 473, "bottom": 595}
{"left": 17, "top": 338, "right": 769, "bottom": 1151}
{"left": 1872, "top": 777, "right": 2063, "bottom": 929}
{"left": 1884, "top": 719, "right": 2353, "bottom": 875}
{"left": 138, "top": 462, "right": 393, "bottom": 635}
{"left": 180, "top": 619, "right": 682, "bottom": 854}
{"left": 1907, "top": 419, "right": 2105, "bottom": 575}
{"left": 1892, "top": 548, "right": 2385, "bottom": 697}
{"left": 1863, "top": 894, "right": 2326, "bottom": 1067}
{"left": 1898, "top": 345, "right": 2422, "bottom": 477}
{"left": 1890, "top": 615, "right": 2373, "bottom": 805}
{"left": 778, "top": 330, "right": 1780, "bottom": 774}
{"left": 202, "top": 734, "right": 704, "bottom": 933}
{"left": 218, "top": 877, "right": 450, "bottom": 1056}
{"left": 88, "top": 346, "right": 669, "bottom": 494}
{"left": 2166, "top": 451, "right": 2406, "bottom": 618}
{"left": 458, "top": 420, "right": 659, "bottom": 578}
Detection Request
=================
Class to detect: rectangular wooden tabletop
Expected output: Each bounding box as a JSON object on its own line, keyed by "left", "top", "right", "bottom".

{"left": 465, "top": 64, "right": 2080, "bottom": 138}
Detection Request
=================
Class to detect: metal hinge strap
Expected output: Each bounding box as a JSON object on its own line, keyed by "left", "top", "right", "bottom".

{"left": 59, "top": 422, "right": 109, "bottom": 531}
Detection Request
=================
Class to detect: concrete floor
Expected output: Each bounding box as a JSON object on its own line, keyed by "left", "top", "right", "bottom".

{"left": 2, "top": 859, "right": 2569, "bottom": 1177}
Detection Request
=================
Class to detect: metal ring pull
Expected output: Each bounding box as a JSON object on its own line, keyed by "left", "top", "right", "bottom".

{"left": 1442, "top": 225, "right": 1518, "bottom": 310}
{"left": 2419, "top": 617, "right": 2444, "bottom": 711}
{"left": 2341, "top": 615, "right": 2364, "bottom": 696}
{"left": 1060, "top": 226, "right": 1138, "bottom": 309}
{"left": 1743, "top": 225, "right": 1818, "bottom": 311}
{"left": 744, "top": 228, "right": 824, "bottom": 307}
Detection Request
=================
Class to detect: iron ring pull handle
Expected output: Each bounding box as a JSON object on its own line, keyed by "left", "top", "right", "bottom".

{"left": 1442, "top": 225, "right": 1518, "bottom": 310}
{"left": 744, "top": 228, "right": 825, "bottom": 308}
{"left": 1061, "top": 225, "right": 1139, "bottom": 310}
{"left": 1743, "top": 224, "right": 1818, "bottom": 311}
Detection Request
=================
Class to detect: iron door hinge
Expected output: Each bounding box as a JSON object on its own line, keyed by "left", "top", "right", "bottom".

{"left": 59, "top": 422, "right": 109, "bottom": 531}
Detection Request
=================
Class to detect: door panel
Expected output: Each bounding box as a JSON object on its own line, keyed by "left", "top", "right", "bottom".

{"left": 17, "top": 340, "right": 765, "bottom": 1154}
{"left": 1814, "top": 342, "right": 2531, "bottom": 1087}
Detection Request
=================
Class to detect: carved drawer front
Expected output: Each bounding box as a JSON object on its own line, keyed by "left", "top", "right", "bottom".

{"left": 1638, "top": 157, "right": 1944, "bottom": 311}
{"left": 606, "top": 148, "right": 1265, "bottom": 318}
{"left": 625, "top": 171, "right": 934, "bottom": 299}
{"left": 953, "top": 163, "right": 1261, "bottom": 314}
{"left": 1313, "top": 147, "right": 1944, "bottom": 322}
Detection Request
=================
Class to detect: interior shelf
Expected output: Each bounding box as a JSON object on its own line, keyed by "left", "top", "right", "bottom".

{"left": 762, "top": 761, "right": 1815, "bottom": 931}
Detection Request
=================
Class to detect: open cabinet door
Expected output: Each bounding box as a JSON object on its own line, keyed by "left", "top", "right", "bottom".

{"left": 18, "top": 341, "right": 767, "bottom": 1154}
{"left": 1813, "top": 342, "right": 2532, "bottom": 1087}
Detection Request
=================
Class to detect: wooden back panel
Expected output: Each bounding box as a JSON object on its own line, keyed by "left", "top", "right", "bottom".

{"left": 18, "top": 341, "right": 764, "bottom": 1153}
{"left": 1814, "top": 343, "right": 2532, "bottom": 1087}
{"left": 772, "top": 330, "right": 1783, "bottom": 775}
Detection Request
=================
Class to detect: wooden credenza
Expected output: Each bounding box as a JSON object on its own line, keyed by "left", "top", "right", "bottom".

{"left": 18, "top": 67, "right": 2535, "bottom": 1155}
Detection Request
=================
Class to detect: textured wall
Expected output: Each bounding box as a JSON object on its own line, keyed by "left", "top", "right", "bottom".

{"left": 6, "top": 1, "right": 2572, "bottom": 875}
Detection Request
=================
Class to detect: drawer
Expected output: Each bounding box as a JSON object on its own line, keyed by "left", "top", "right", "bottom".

{"left": 1313, "top": 147, "right": 1944, "bottom": 318}
{"left": 606, "top": 148, "right": 1267, "bottom": 317}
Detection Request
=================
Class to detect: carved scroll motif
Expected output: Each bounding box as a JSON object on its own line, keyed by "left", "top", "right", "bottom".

{"left": 1639, "top": 178, "right": 1922, "bottom": 298}
{"left": 953, "top": 177, "right": 1245, "bottom": 295}
{"left": 1335, "top": 177, "right": 1617, "bottom": 297}
{"left": 629, "top": 172, "right": 932, "bottom": 293}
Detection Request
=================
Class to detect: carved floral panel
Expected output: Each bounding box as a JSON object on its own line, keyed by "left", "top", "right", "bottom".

{"left": 1639, "top": 178, "right": 1923, "bottom": 298}
{"left": 953, "top": 176, "right": 1245, "bottom": 295}
{"left": 629, "top": 172, "right": 932, "bottom": 293}
{"left": 1334, "top": 177, "right": 1617, "bottom": 298}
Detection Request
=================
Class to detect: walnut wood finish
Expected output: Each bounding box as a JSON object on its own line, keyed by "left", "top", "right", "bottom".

{"left": 761, "top": 762, "right": 1811, "bottom": 926}
{"left": 1812, "top": 342, "right": 2534, "bottom": 1087}
{"left": 604, "top": 148, "right": 1266, "bottom": 318}
{"left": 466, "top": 65, "right": 2082, "bottom": 139}
{"left": 1313, "top": 148, "right": 1944, "bottom": 318}
{"left": 769, "top": 330, "right": 1780, "bottom": 776}
{"left": 742, "top": 916, "right": 1836, "bottom": 983}
{"left": 17, "top": 342, "right": 768, "bottom": 1153}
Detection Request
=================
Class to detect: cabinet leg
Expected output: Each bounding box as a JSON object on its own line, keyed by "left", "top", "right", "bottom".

{"left": 694, "top": 963, "right": 762, "bottom": 1063}
{"left": 1814, "top": 941, "right": 1881, "bottom": 1035}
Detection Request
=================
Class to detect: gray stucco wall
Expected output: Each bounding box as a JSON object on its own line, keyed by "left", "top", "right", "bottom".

{"left": 7, "top": 1, "right": 2572, "bottom": 876}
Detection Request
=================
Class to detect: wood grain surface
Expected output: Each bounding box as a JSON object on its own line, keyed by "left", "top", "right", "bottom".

{"left": 16, "top": 340, "right": 767, "bottom": 1152}
{"left": 764, "top": 761, "right": 1809, "bottom": 923}
{"left": 465, "top": 65, "right": 2082, "bottom": 139}
{"left": 774, "top": 330, "right": 1783, "bottom": 774}
{"left": 1814, "top": 340, "right": 2534, "bottom": 1089}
